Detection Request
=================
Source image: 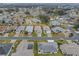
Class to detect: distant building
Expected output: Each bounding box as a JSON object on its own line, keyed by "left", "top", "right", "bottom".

{"left": 50, "top": 20, "right": 60, "bottom": 26}
{"left": 0, "top": 15, "right": 14, "bottom": 25}
{"left": 29, "top": 7, "right": 46, "bottom": 16}
{"left": 31, "top": 18, "right": 41, "bottom": 23}
{"left": 57, "top": 18, "right": 65, "bottom": 23}
{"left": 68, "top": 9, "right": 79, "bottom": 18}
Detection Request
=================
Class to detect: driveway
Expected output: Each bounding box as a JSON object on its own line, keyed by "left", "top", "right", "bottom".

{"left": 11, "top": 40, "right": 34, "bottom": 56}
{"left": 10, "top": 33, "right": 19, "bottom": 43}
{"left": 3, "top": 33, "right": 9, "bottom": 37}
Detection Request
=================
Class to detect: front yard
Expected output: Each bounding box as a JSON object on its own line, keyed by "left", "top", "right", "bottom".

{"left": 8, "top": 32, "right": 15, "bottom": 37}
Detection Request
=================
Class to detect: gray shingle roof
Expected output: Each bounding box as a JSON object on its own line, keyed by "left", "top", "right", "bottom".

{"left": 60, "top": 43, "right": 79, "bottom": 56}
{"left": 16, "top": 26, "right": 25, "bottom": 33}
{"left": 38, "top": 42, "right": 58, "bottom": 54}
{"left": 0, "top": 43, "right": 12, "bottom": 55}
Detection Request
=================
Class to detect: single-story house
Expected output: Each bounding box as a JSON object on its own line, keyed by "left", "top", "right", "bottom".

{"left": 43, "top": 26, "right": 51, "bottom": 37}
{"left": 0, "top": 26, "right": 7, "bottom": 34}
{"left": 0, "top": 15, "right": 14, "bottom": 25}
{"left": 60, "top": 15, "right": 70, "bottom": 20}
{"left": 57, "top": 18, "right": 65, "bottom": 23}
{"left": 70, "top": 33, "right": 79, "bottom": 40}
{"left": 50, "top": 18, "right": 54, "bottom": 21}
{"left": 63, "top": 29, "right": 74, "bottom": 38}
{"left": 51, "top": 27, "right": 65, "bottom": 33}
{"left": 34, "top": 26, "right": 42, "bottom": 37}
{"left": 47, "top": 40, "right": 54, "bottom": 42}
{"left": 31, "top": 18, "right": 41, "bottom": 23}
{"left": 50, "top": 20, "right": 60, "bottom": 26}
{"left": 5, "top": 26, "right": 17, "bottom": 33}
{"left": 60, "top": 43, "right": 79, "bottom": 56}
{"left": 0, "top": 43, "right": 13, "bottom": 56}
{"left": 3, "top": 18, "right": 13, "bottom": 24}
{"left": 75, "top": 28, "right": 79, "bottom": 33}
{"left": 18, "top": 18, "right": 25, "bottom": 25}
{"left": 16, "top": 26, "right": 25, "bottom": 34}
{"left": 25, "top": 26, "right": 33, "bottom": 34}
{"left": 38, "top": 42, "right": 58, "bottom": 54}
{"left": 75, "top": 31, "right": 79, "bottom": 33}
{"left": 25, "top": 19, "right": 32, "bottom": 25}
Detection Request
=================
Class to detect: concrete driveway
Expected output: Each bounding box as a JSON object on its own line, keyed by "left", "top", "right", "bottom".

{"left": 12, "top": 40, "right": 34, "bottom": 56}
{"left": 3, "top": 33, "right": 9, "bottom": 37}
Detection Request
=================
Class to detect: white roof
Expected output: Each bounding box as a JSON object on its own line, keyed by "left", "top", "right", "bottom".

{"left": 47, "top": 40, "right": 54, "bottom": 42}
{"left": 25, "top": 26, "right": 33, "bottom": 33}
{"left": 50, "top": 21, "right": 60, "bottom": 25}
{"left": 57, "top": 19, "right": 65, "bottom": 23}
{"left": 52, "top": 27, "right": 65, "bottom": 33}
{"left": 75, "top": 31, "right": 79, "bottom": 33}
{"left": 43, "top": 26, "right": 50, "bottom": 31}
{"left": 34, "top": 26, "right": 41, "bottom": 30}
{"left": 47, "top": 30, "right": 51, "bottom": 33}
{"left": 16, "top": 26, "right": 25, "bottom": 33}
{"left": 32, "top": 18, "right": 41, "bottom": 23}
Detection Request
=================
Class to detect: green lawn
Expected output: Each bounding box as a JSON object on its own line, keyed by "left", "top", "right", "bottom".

{"left": 0, "top": 40, "right": 11, "bottom": 43}
{"left": 27, "top": 40, "right": 47, "bottom": 42}
{"left": 33, "top": 40, "right": 38, "bottom": 56}
{"left": 42, "top": 31, "right": 47, "bottom": 37}
{"left": 32, "top": 32, "right": 37, "bottom": 37}
{"left": 55, "top": 40, "right": 68, "bottom": 45}
{"left": 8, "top": 32, "right": 15, "bottom": 37}
{"left": 12, "top": 40, "right": 22, "bottom": 53}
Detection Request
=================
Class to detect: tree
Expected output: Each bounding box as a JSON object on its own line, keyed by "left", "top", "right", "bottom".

{"left": 2, "top": 20, "right": 5, "bottom": 24}
{"left": 73, "top": 24, "right": 79, "bottom": 30}
{"left": 5, "top": 9, "right": 16, "bottom": 13}
{"left": 0, "top": 10, "right": 3, "bottom": 13}
{"left": 55, "top": 40, "right": 67, "bottom": 45}
{"left": 69, "top": 33, "right": 73, "bottom": 37}
{"left": 15, "top": 8, "right": 19, "bottom": 12}
{"left": 53, "top": 9, "right": 66, "bottom": 16}
{"left": 38, "top": 15, "right": 49, "bottom": 23}
{"left": 25, "top": 11, "right": 30, "bottom": 15}
{"left": 24, "top": 31, "right": 28, "bottom": 34}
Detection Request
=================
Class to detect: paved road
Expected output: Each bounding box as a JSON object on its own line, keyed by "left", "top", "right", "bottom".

{"left": 1, "top": 31, "right": 79, "bottom": 40}
{"left": 0, "top": 36, "right": 79, "bottom": 40}
{"left": 10, "top": 33, "right": 19, "bottom": 43}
